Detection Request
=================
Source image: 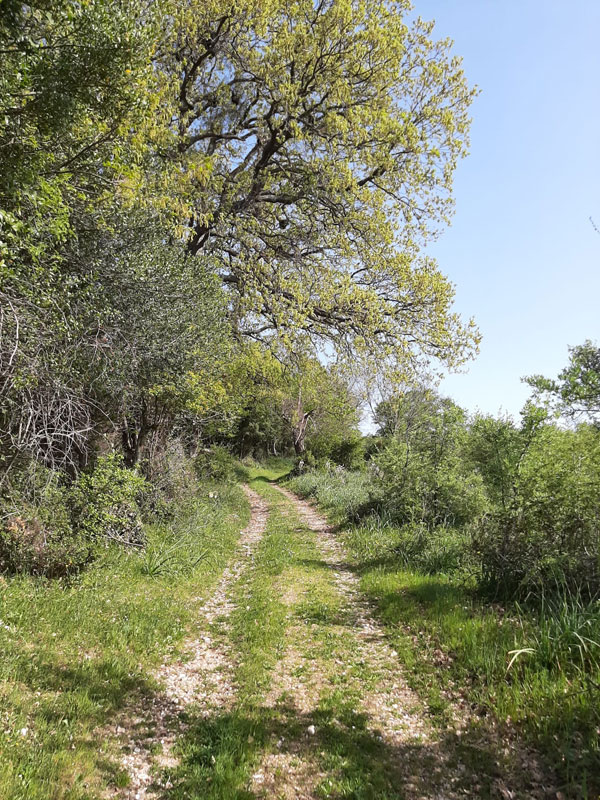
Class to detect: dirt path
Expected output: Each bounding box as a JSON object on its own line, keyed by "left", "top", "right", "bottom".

{"left": 257, "top": 485, "right": 456, "bottom": 799}
{"left": 110, "top": 486, "right": 268, "bottom": 799}
{"left": 262, "top": 484, "right": 556, "bottom": 800}
{"left": 107, "top": 478, "right": 555, "bottom": 799}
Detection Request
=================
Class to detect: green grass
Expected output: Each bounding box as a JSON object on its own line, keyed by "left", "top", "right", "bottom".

{"left": 0, "top": 483, "right": 248, "bottom": 800}
{"left": 288, "top": 466, "right": 374, "bottom": 523}
{"left": 8, "top": 458, "right": 596, "bottom": 797}
{"left": 245, "top": 456, "right": 294, "bottom": 483}
{"left": 168, "top": 468, "right": 423, "bottom": 799}
{"left": 166, "top": 471, "right": 316, "bottom": 798}
{"left": 288, "top": 466, "right": 600, "bottom": 796}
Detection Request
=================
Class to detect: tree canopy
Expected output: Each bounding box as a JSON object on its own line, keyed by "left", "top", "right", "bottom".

{"left": 162, "top": 0, "right": 479, "bottom": 374}
{"left": 527, "top": 341, "right": 600, "bottom": 425}
{"left": 1, "top": 0, "right": 478, "bottom": 478}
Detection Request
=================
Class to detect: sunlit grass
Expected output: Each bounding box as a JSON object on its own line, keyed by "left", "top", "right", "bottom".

{"left": 289, "top": 467, "right": 600, "bottom": 795}
{"left": 0, "top": 483, "right": 248, "bottom": 800}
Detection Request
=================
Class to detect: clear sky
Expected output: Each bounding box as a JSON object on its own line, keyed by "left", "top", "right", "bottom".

{"left": 413, "top": 0, "right": 600, "bottom": 420}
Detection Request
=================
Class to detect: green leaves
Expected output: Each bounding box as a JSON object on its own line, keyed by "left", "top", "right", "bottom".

{"left": 527, "top": 341, "right": 600, "bottom": 424}
{"left": 163, "top": 0, "right": 478, "bottom": 377}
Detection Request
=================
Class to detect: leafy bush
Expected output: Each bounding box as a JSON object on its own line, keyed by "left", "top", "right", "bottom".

{"left": 69, "top": 454, "right": 147, "bottom": 548}
{"left": 328, "top": 433, "right": 367, "bottom": 470}
{"left": 0, "top": 473, "right": 91, "bottom": 577}
{"left": 193, "top": 446, "right": 247, "bottom": 483}
{"left": 374, "top": 438, "right": 488, "bottom": 528}
{"left": 473, "top": 424, "right": 600, "bottom": 598}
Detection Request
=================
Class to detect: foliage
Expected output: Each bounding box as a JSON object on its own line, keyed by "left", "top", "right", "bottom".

{"left": 324, "top": 431, "right": 367, "bottom": 470}
{"left": 193, "top": 446, "right": 248, "bottom": 484}
{"left": 0, "top": 478, "right": 247, "bottom": 798}
{"left": 0, "top": 453, "right": 149, "bottom": 577}
{"left": 465, "top": 414, "right": 523, "bottom": 510}
{"left": 374, "top": 391, "right": 487, "bottom": 527}
{"left": 288, "top": 465, "right": 376, "bottom": 522}
{"left": 295, "top": 378, "right": 600, "bottom": 604}
{"left": 225, "top": 350, "right": 361, "bottom": 458}
{"left": 527, "top": 340, "right": 600, "bottom": 425}
{"left": 69, "top": 454, "right": 147, "bottom": 547}
{"left": 91, "top": 235, "right": 233, "bottom": 467}
{"left": 0, "top": 0, "right": 179, "bottom": 473}
{"left": 164, "top": 0, "right": 479, "bottom": 375}
{"left": 473, "top": 422, "right": 600, "bottom": 598}
{"left": 0, "top": 475, "right": 91, "bottom": 577}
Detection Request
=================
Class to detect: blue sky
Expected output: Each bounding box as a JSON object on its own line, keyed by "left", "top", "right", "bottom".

{"left": 413, "top": 0, "right": 600, "bottom": 420}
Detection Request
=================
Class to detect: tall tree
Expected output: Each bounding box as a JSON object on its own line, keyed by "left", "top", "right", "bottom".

{"left": 527, "top": 341, "right": 600, "bottom": 426}
{"left": 163, "top": 0, "right": 479, "bottom": 376}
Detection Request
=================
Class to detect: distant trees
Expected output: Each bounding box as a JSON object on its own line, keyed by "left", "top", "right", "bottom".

{"left": 368, "top": 378, "right": 600, "bottom": 598}
{"left": 225, "top": 351, "right": 359, "bottom": 461}
{"left": 527, "top": 341, "right": 600, "bottom": 425}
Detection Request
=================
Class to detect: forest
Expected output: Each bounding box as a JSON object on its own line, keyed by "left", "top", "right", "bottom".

{"left": 0, "top": 1, "right": 598, "bottom": 798}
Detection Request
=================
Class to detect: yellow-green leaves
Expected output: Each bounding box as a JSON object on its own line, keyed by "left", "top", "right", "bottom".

{"left": 165, "top": 0, "right": 478, "bottom": 382}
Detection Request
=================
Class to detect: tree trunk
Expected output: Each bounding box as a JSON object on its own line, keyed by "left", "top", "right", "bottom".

{"left": 293, "top": 432, "right": 306, "bottom": 455}
{"left": 293, "top": 412, "right": 311, "bottom": 454}
{"left": 122, "top": 399, "right": 152, "bottom": 468}
{"left": 122, "top": 423, "right": 142, "bottom": 467}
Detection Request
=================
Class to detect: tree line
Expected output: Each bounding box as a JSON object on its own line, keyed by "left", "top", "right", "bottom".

{"left": 0, "top": 0, "right": 475, "bottom": 572}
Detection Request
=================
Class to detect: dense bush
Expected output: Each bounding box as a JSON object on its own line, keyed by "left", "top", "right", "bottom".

{"left": 0, "top": 455, "right": 147, "bottom": 576}
{"left": 474, "top": 424, "right": 600, "bottom": 597}
{"left": 69, "top": 454, "right": 147, "bottom": 548}
{"left": 0, "top": 470, "right": 91, "bottom": 577}
{"left": 193, "top": 446, "right": 247, "bottom": 484}
{"left": 375, "top": 439, "right": 487, "bottom": 527}
{"left": 372, "top": 393, "right": 488, "bottom": 528}
{"left": 327, "top": 433, "right": 367, "bottom": 471}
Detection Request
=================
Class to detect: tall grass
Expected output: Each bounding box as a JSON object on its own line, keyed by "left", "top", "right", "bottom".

{"left": 288, "top": 466, "right": 374, "bottom": 522}
{"left": 0, "top": 482, "right": 248, "bottom": 800}
{"left": 287, "top": 466, "right": 600, "bottom": 793}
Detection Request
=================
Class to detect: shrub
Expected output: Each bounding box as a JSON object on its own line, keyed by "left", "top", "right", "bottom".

{"left": 0, "top": 472, "right": 91, "bottom": 577}
{"left": 328, "top": 433, "right": 366, "bottom": 470}
{"left": 375, "top": 439, "right": 488, "bottom": 528}
{"left": 193, "top": 446, "right": 246, "bottom": 483}
{"left": 473, "top": 425, "right": 600, "bottom": 598}
{"left": 69, "top": 454, "right": 147, "bottom": 548}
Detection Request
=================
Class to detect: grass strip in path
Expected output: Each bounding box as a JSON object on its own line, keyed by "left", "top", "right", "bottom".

{"left": 152, "top": 471, "right": 559, "bottom": 799}
{"left": 164, "top": 477, "right": 309, "bottom": 798}
{"left": 111, "top": 485, "right": 268, "bottom": 799}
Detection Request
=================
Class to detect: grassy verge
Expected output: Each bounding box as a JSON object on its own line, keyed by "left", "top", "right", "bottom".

{"left": 287, "top": 468, "right": 600, "bottom": 797}
{"left": 0, "top": 483, "right": 248, "bottom": 800}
